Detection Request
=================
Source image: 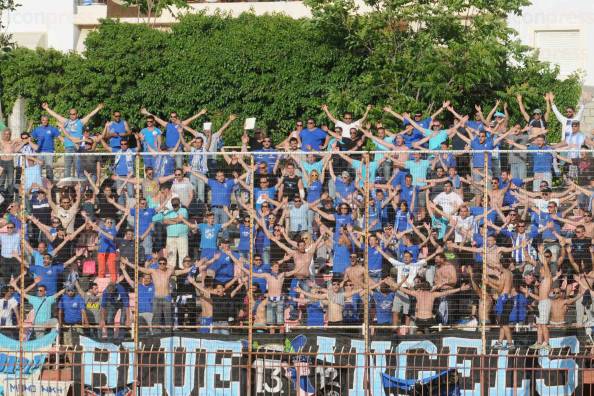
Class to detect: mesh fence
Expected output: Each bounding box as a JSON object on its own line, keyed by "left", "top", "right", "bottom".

{"left": 0, "top": 146, "right": 592, "bottom": 394}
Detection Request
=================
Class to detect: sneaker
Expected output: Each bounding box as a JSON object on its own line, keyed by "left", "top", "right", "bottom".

{"left": 541, "top": 343, "right": 550, "bottom": 350}
{"left": 492, "top": 341, "right": 502, "bottom": 349}
{"left": 529, "top": 343, "right": 541, "bottom": 350}
{"left": 499, "top": 343, "right": 509, "bottom": 351}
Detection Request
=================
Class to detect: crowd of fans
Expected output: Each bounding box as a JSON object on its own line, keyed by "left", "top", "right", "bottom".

{"left": 0, "top": 92, "right": 592, "bottom": 352}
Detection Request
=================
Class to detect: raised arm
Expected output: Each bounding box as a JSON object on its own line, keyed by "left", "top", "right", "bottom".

{"left": 41, "top": 103, "right": 66, "bottom": 124}
{"left": 81, "top": 103, "right": 105, "bottom": 126}
{"left": 321, "top": 104, "right": 338, "bottom": 124}
{"left": 182, "top": 108, "right": 207, "bottom": 126}
{"left": 515, "top": 94, "right": 530, "bottom": 122}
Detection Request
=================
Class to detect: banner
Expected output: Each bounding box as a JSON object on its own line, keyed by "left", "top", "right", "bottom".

{"left": 71, "top": 330, "right": 583, "bottom": 396}
{"left": 4, "top": 380, "right": 71, "bottom": 396}
{"left": 0, "top": 331, "right": 58, "bottom": 396}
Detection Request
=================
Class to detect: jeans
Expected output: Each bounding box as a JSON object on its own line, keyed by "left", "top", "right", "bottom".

{"left": 0, "top": 159, "right": 14, "bottom": 192}
{"left": 115, "top": 178, "right": 134, "bottom": 204}
{"left": 141, "top": 234, "right": 153, "bottom": 257}
{"left": 510, "top": 162, "right": 527, "bottom": 181}
{"left": 104, "top": 304, "right": 126, "bottom": 339}
{"left": 152, "top": 297, "right": 172, "bottom": 333}
{"left": 39, "top": 152, "right": 54, "bottom": 180}
{"left": 63, "top": 147, "right": 80, "bottom": 178}
{"left": 190, "top": 173, "right": 206, "bottom": 203}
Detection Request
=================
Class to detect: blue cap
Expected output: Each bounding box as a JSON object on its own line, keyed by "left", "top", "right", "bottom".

{"left": 494, "top": 111, "right": 505, "bottom": 118}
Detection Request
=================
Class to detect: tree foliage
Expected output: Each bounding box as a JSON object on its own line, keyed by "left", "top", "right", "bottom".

{"left": 0, "top": 0, "right": 20, "bottom": 51}
{"left": 0, "top": 6, "right": 582, "bottom": 145}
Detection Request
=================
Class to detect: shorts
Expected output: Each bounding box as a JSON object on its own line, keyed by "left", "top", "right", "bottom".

{"left": 536, "top": 299, "right": 551, "bottom": 325}
{"left": 415, "top": 317, "right": 436, "bottom": 334}
{"left": 495, "top": 294, "right": 513, "bottom": 326}
{"left": 392, "top": 291, "right": 411, "bottom": 315}
{"left": 199, "top": 316, "right": 213, "bottom": 334}
{"left": 550, "top": 320, "right": 565, "bottom": 326}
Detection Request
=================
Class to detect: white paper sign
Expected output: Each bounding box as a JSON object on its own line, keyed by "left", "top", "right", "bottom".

{"left": 203, "top": 122, "right": 212, "bottom": 131}
{"left": 244, "top": 117, "right": 256, "bottom": 130}
{"left": 4, "top": 380, "right": 71, "bottom": 396}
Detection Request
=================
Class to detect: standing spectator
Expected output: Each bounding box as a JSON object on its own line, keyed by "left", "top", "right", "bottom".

{"left": 321, "top": 104, "right": 371, "bottom": 139}
{"left": 103, "top": 110, "right": 131, "bottom": 150}
{"left": 138, "top": 116, "right": 162, "bottom": 170}
{"left": 152, "top": 197, "right": 189, "bottom": 269}
{"left": 14, "top": 278, "right": 64, "bottom": 339}
{"left": 299, "top": 119, "right": 328, "bottom": 152}
{"left": 141, "top": 108, "right": 207, "bottom": 168}
{"left": 75, "top": 281, "right": 101, "bottom": 338}
{"left": 41, "top": 102, "right": 103, "bottom": 178}
{"left": 0, "top": 128, "right": 17, "bottom": 193}
{"left": 121, "top": 265, "right": 154, "bottom": 334}
{"left": 0, "top": 222, "right": 21, "bottom": 285}
{"left": 98, "top": 137, "right": 138, "bottom": 203}
{"left": 31, "top": 115, "right": 60, "bottom": 181}
{"left": 190, "top": 170, "right": 239, "bottom": 225}
{"left": 99, "top": 280, "right": 130, "bottom": 340}
{"left": 124, "top": 257, "right": 194, "bottom": 335}
{"left": 58, "top": 286, "right": 88, "bottom": 345}
{"left": 0, "top": 285, "right": 18, "bottom": 337}
{"left": 548, "top": 92, "right": 586, "bottom": 140}
{"left": 85, "top": 216, "right": 127, "bottom": 281}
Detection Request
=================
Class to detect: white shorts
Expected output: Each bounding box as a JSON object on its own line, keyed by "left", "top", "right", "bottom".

{"left": 392, "top": 291, "right": 411, "bottom": 315}
{"left": 536, "top": 299, "right": 551, "bottom": 325}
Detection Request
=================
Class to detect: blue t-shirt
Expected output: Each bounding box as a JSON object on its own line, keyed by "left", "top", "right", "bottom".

{"left": 334, "top": 213, "right": 354, "bottom": 236}
{"left": 509, "top": 294, "right": 528, "bottom": 323}
{"left": 372, "top": 291, "right": 395, "bottom": 324}
{"left": 32, "top": 125, "right": 60, "bottom": 153}
{"left": 254, "top": 187, "right": 277, "bottom": 211}
{"left": 398, "top": 244, "right": 420, "bottom": 262}
{"left": 470, "top": 137, "right": 494, "bottom": 168}
{"left": 529, "top": 145, "right": 553, "bottom": 173}
{"left": 238, "top": 224, "right": 251, "bottom": 252}
{"left": 165, "top": 122, "right": 181, "bottom": 149}
{"left": 130, "top": 207, "right": 156, "bottom": 235}
{"left": 249, "top": 263, "right": 271, "bottom": 293}
{"left": 401, "top": 129, "right": 424, "bottom": 148}
{"left": 108, "top": 120, "right": 128, "bottom": 148}
{"left": 63, "top": 119, "right": 83, "bottom": 149}
{"left": 137, "top": 283, "right": 155, "bottom": 314}
{"left": 199, "top": 223, "right": 222, "bottom": 250}
{"left": 306, "top": 301, "right": 326, "bottom": 326}
{"left": 209, "top": 251, "right": 236, "bottom": 284}
{"left": 30, "top": 265, "right": 64, "bottom": 295}
{"left": 98, "top": 225, "right": 117, "bottom": 253}
{"left": 140, "top": 127, "right": 162, "bottom": 150}
{"left": 332, "top": 243, "right": 351, "bottom": 275}
{"left": 59, "top": 294, "right": 86, "bottom": 324}
{"left": 343, "top": 294, "right": 362, "bottom": 324}
{"left": 307, "top": 180, "right": 323, "bottom": 203}
{"left": 254, "top": 149, "right": 277, "bottom": 172}
{"left": 335, "top": 179, "right": 356, "bottom": 203}
{"left": 208, "top": 178, "right": 236, "bottom": 206}
{"left": 368, "top": 246, "right": 383, "bottom": 273}
{"left": 299, "top": 128, "right": 326, "bottom": 151}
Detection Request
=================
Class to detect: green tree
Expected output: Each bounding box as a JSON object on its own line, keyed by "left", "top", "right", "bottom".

{"left": 304, "top": 0, "right": 582, "bottom": 131}
{"left": 0, "top": 0, "right": 20, "bottom": 51}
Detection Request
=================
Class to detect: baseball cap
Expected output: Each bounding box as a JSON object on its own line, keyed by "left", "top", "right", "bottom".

{"left": 494, "top": 111, "right": 505, "bottom": 118}
{"left": 532, "top": 108, "right": 542, "bottom": 114}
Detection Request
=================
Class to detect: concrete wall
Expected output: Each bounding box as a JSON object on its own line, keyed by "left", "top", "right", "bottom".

{"left": 508, "top": 0, "right": 594, "bottom": 87}
{"left": 4, "top": 0, "right": 79, "bottom": 52}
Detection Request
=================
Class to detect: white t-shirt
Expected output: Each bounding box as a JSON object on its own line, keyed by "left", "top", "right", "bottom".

{"left": 336, "top": 120, "right": 362, "bottom": 138}
{"left": 0, "top": 298, "right": 17, "bottom": 326}
{"left": 452, "top": 215, "right": 474, "bottom": 243}
{"left": 433, "top": 191, "right": 463, "bottom": 216}
{"left": 387, "top": 258, "right": 426, "bottom": 288}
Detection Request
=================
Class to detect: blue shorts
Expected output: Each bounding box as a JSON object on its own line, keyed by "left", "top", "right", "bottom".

{"left": 199, "top": 316, "right": 213, "bottom": 334}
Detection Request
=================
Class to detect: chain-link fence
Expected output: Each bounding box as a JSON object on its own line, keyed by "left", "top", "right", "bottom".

{"left": 0, "top": 148, "right": 592, "bottom": 394}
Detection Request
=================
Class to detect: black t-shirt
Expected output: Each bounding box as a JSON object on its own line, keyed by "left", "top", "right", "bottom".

{"left": 572, "top": 238, "right": 591, "bottom": 260}
{"left": 282, "top": 175, "right": 301, "bottom": 201}
{"left": 96, "top": 194, "right": 120, "bottom": 221}
{"left": 319, "top": 206, "right": 336, "bottom": 229}
{"left": 248, "top": 137, "right": 264, "bottom": 151}
{"left": 222, "top": 161, "right": 244, "bottom": 179}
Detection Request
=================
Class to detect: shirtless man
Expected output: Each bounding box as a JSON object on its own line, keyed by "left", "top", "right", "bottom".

{"left": 448, "top": 236, "right": 520, "bottom": 271}
{"left": 241, "top": 261, "right": 296, "bottom": 333}
{"left": 123, "top": 256, "right": 196, "bottom": 333}
{"left": 467, "top": 267, "right": 493, "bottom": 327}
{"left": 550, "top": 285, "right": 584, "bottom": 327}
{"left": 398, "top": 280, "right": 469, "bottom": 334}
{"left": 433, "top": 253, "right": 458, "bottom": 324}
{"left": 0, "top": 128, "right": 17, "bottom": 192}
{"left": 187, "top": 276, "right": 223, "bottom": 333}
{"left": 295, "top": 278, "right": 365, "bottom": 326}
{"left": 343, "top": 257, "right": 366, "bottom": 290}
{"left": 485, "top": 257, "right": 514, "bottom": 350}
{"left": 526, "top": 246, "right": 553, "bottom": 350}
